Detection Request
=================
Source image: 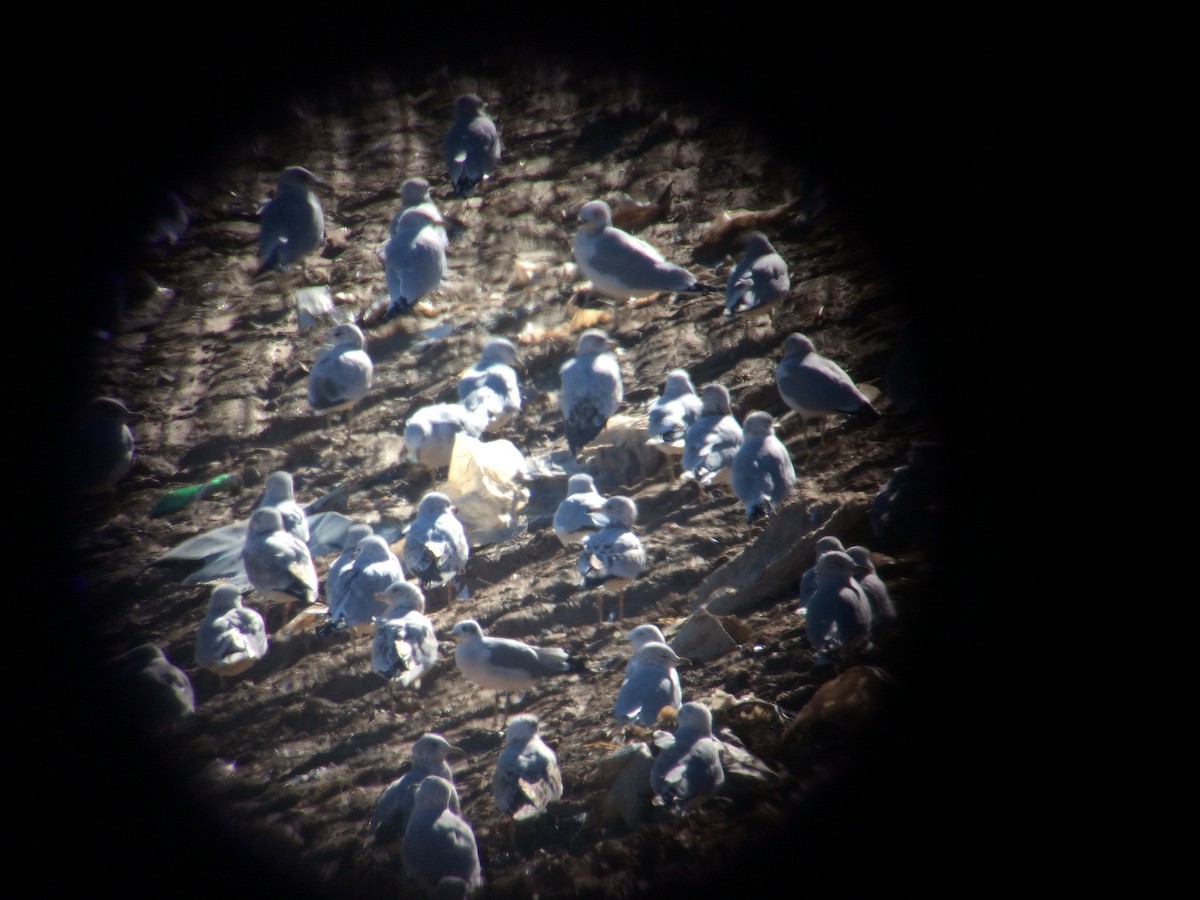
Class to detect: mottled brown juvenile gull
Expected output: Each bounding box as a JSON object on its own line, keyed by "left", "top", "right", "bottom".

{"left": 613, "top": 641, "right": 686, "bottom": 727}
{"left": 371, "top": 581, "right": 439, "bottom": 708}
{"left": 253, "top": 165, "right": 327, "bottom": 279}
{"left": 382, "top": 202, "right": 448, "bottom": 321}
{"left": 679, "top": 383, "right": 743, "bottom": 488}
{"left": 572, "top": 199, "right": 720, "bottom": 302}
{"left": 307, "top": 322, "right": 373, "bottom": 429}
{"left": 552, "top": 473, "right": 608, "bottom": 548}
{"left": 72, "top": 397, "right": 140, "bottom": 495}
{"left": 449, "top": 619, "right": 571, "bottom": 726}
{"left": 775, "top": 332, "right": 880, "bottom": 445}
{"left": 401, "top": 776, "right": 482, "bottom": 892}
{"left": 577, "top": 496, "right": 646, "bottom": 624}
{"left": 644, "top": 369, "right": 703, "bottom": 480}
{"left": 803, "top": 549, "right": 873, "bottom": 656}
{"left": 559, "top": 328, "right": 623, "bottom": 458}
{"left": 493, "top": 714, "right": 563, "bottom": 828}
{"left": 443, "top": 93, "right": 501, "bottom": 198}
{"left": 457, "top": 336, "right": 522, "bottom": 432}
{"left": 403, "top": 492, "right": 469, "bottom": 606}
{"left": 650, "top": 701, "right": 725, "bottom": 812}
{"left": 730, "top": 410, "right": 796, "bottom": 523}
{"left": 252, "top": 470, "right": 309, "bottom": 544}
{"left": 194, "top": 582, "right": 268, "bottom": 685}
{"left": 370, "top": 733, "right": 462, "bottom": 847}
{"left": 110, "top": 643, "right": 195, "bottom": 721}
{"left": 318, "top": 534, "right": 402, "bottom": 636}
{"left": 241, "top": 506, "right": 319, "bottom": 629}
{"left": 723, "top": 232, "right": 790, "bottom": 324}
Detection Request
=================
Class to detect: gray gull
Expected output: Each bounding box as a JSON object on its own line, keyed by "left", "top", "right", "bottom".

{"left": 401, "top": 776, "right": 482, "bottom": 892}
{"left": 775, "top": 332, "right": 880, "bottom": 445}
{"left": 443, "top": 93, "right": 501, "bottom": 198}
{"left": 449, "top": 619, "right": 571, "bottom": 726}
{"left": 370, "top": 733, "right": 462, "bottom": 846}
{"left": 241, "top": 506, "right": 319, "bottom": 629}
{"left": 194, "top": 582, "right": 268, "bottom": 686}
{"left": 559, "top": 328, "right": 623, "bottom": 458}
{"left": 650, "top": 700, "right": 725, "bottom": 812}
{"left": 577, "top": 495, "right": 646, "bottom": 624}
{"left": 253, "top": 165, "right": 327, "bottom": 280}
{"left": 730, "top": 410, "right": 796, "bottom": 523}
{"left": 552, "top": 473, "right": 608, "bottom": 549}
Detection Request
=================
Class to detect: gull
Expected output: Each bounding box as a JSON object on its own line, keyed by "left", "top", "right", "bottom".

{"left": 449, "top": 619, "right": 571, "bottom": 727}
{"left": 194, "top": 582, "right": 268, "bottom": 688}
{"left": 803, "top": 549, "right": 873, "bottom": 657}
{"left": 730, "top": 410, "right": 797, "bottom": 523}
{"left": 319, "top": 534, "right": 402, "bottom": 637}
{"left": 253, "top": 165, "right": 327, "bottom": 281}
{"left": 870, "top": 440, "right": 943, "bottom": 552}
{"left": 650, "top": 701, "right": 725, "bottom": 812}
{"left": 371, "top": 581, "right": 439, "bottom": 710}
{"left": 613, "top": 641, "right": 687, "bottom": 728}
{"left": 797, "top": 535, "right": 847, "bottom": 609}
{"left": 307, "top": 323, "right": 373, "bottom": 433}
{"left": 775, "top": 332, "right": 880, "bottom": 446}
{"left": 644, "top": 369, "right": 703, "bottom": 480}
{"left": 382, "top": 202, "right": 448, "bottom": 321}
{"left": 679, "top": 383, "right": 743, "bottom": 489}
{"left": 241, "top": 506, "right": 319, "bottom": 629}
{"left": 403, "top": 492, "right": 469, "bottom": 607}
{"left": 723, "top": 232, "right": 790, "bottom": 327}
{"left": 252, "top": 470, "right": 309, "bottom": 544}
{"left": 572, "top": 199, "right": 720, "bottom": 304}
{"left": 403, "top": 401, "right": 490, "bottom": 480}
{"left": 559, "top": 328, "right": 623, "bottom": 458}
{"left": 323, "top": 522, "right": 374, "bottom": 613}
{"left": 845, "top": 545, "right": 897, "bottom": 628}
{"left": 457, "top": 336, "right": 522, "bottom": 432}
{"left": 577, "top": 496, "right": 646, "bottom": 624}
{"left": 552, "top": 473, "right": 608, "bottom": 549}
{"left": 493, "top": 714, "right": 563, "bottom": 845}
{"left": 401, "top": 776, "right": 483, "bottom": 892}
{"left": 369, "top": 733, "right": 463, "bottom": 847}
{"left": 389, "top": 177, "right": 436, "bottom": 237}
{"left": 443, "top": 93, "right": 501, "bottom": 198}
{"left": 71, "top": 397, "right": 141, "bottom": 496}
{"left": 109, "top": 643, "right": 195, "bottom": 722}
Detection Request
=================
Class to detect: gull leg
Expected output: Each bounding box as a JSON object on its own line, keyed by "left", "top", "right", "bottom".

{"left": 597, "top": 593, "right": 605, "bottom": 625}
{"left": 617, "top": 590, "right": 626, "bottom": 622}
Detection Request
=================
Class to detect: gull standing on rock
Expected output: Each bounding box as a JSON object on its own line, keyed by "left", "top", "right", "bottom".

{"left": 382, "top": 202, "right": 448, "bottom": 321}
{"left": 723, "top": 232, "right": 790, "bottom": 326}
{"left": 559, "top": 328, "right": 623, "bottom": 458}
{"left": 803, "top": 549, "right": 873, "bottom": 657}
{"left": 253, "top": 165, "right": 327, "bottom": 280}
{"left": 319, "top": 534, "right": 403, "bottom": 637}
{"left": 577, "top": 496, "right": 646, "bottom": 624}
{"left": 650, "top": 701, "right": 725, "bottom": 813}
{"left": 371, "top": 581, "right": 439, "bottom": 708}
{"left": 403, "top": 492, "right": 469, "bottom": 607}
{"left": 370, "top": 733, "right": 463, "bottom": 847}
{"left": 444, "top": 93, "right": 501, "bottom": 198}
{"left": 775, "top": 332, "right": 880, "bottom": 446}
{"left": 401, "top": 776, "right": 483, "bottom": 892}
{"left": 241, "top": 506, "right": 319, "bottom": 630}
{"left": 449, "top": 619, "right": 571, "bottom": 726}
{"left": 457, "top": 336, "right": 522, "bottom": 432}
{"left": 253, "top": 470, "right": 309, "bottom": 544}
{"left": 731, "top": 410, "right": 796, "bottom": 523}
{"left": 307, "top": 323, "right": 373, "bottom": 431}
{"left": 552, "top": 473, "right": 608, "bottom": 549}
{"left": 644, "top": 369, "right": 703, "bottom": 480}
{"left": 613, "top": 641, "right": 686, "bottom": 728}
{"left": 572, "top": 199, "right": 720, "bottom": 303}
{"left": 493, "top": 714, "right": 563, "bottom": 830}
{"left": 71, "top": 397, "right": 141, "bottom": 496}
{"left": 679, "top": 383, "right": 743, "bottom": 489}
{"left": 194, "top": 582, "right": 269, "bottom": 687}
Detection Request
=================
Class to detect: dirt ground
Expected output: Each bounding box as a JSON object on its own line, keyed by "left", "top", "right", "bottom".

{"left": 31, "top": 14, "right": 1015, "bottom": 900}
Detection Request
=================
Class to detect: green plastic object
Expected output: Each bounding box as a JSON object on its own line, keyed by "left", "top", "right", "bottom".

{"left": 151, "top": 474, "right": 241, "bottom": 517}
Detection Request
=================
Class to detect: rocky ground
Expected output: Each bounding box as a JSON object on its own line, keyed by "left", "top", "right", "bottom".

{"left": 33, "top": 14, "right": 1014, "bottom": 900}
